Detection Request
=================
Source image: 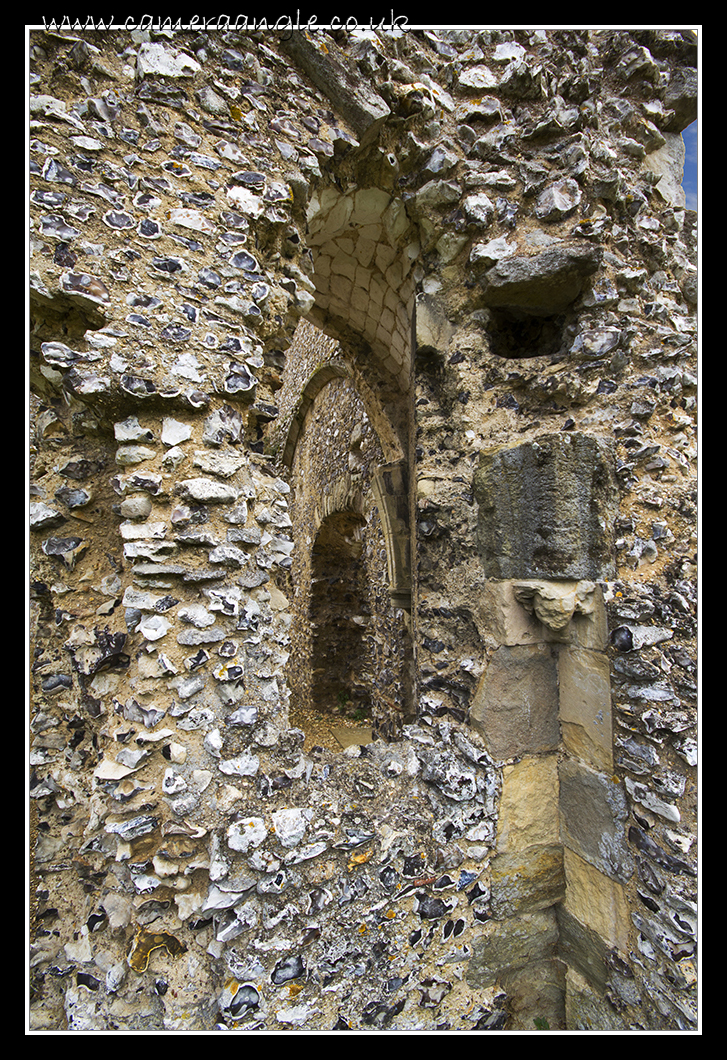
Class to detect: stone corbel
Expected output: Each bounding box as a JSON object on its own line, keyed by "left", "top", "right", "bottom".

{"left": 511, "top": 580, "right": 597, "bottom": 637}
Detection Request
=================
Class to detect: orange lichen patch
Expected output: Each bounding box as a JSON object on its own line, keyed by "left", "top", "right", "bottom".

{"left": 128, "top": 927, "right": 187, "bottom": 973}
{"left": 347, "top": 847, "right": 374, "bottom": 871}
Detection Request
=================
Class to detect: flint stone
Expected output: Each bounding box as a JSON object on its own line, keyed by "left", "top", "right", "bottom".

{"left": 535, "top": 178, "right": 581, "bottom": 221}
{"left": 227, "top": 817, "right": 267, "bottom": 852}
{"left": 105, "top": 814, "right": 158, "bottom": 841}
{"left": 136, "top": 42, "right": 201, "bottom": 80}
{"left": 479, "top": 242, "right": 601, "bottom": 315}
{"left": 458, "top": 66, "right": 497, "bottom": 91}
{"left": 219, "top": 754, "right": 259, "bottom": 777}
{"left": 662, "top": 66, "right": 698, "bottom": 133}
{"left": 193, "top": 450, "right": 247, "bottom": 478}
{"left": 271, "top": 807, "right": 312, "bottom": 848}
{"left": 162, "top": 418, "right": 192, "bottom": 446}
{"left": 115, "top": 416, "right": 154, "bottom": 442}
{"left": 119, "top": 494, "right": 152, "bottom": 520}
{"left": 178, "top": 478, "right": 239, "bottom": 504}
{"left": 30, "top": 502, "right": 64, "bottom": 530}
{"left": 176, "top": 625, "right": 226, "bottom": 645}
{"left": 420, "top": 752, "right": 478, "bottom": 801}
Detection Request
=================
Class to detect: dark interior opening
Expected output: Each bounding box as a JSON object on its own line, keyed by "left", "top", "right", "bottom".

{"left": 487, "top": 307, "right": 567, "bottom": 359}
{"left": 309, "top": 511, "right": 374, "bottom": 729}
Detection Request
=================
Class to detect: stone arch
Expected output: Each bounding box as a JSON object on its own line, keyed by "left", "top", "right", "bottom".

{"left": 279, "top": 346, "right": 405, "bottom": 470}
{"left": 305, "top": 184, "right": 418, "bottom": 395}
{"left": 284, "top": 362, "right": 414, "bottom": 747}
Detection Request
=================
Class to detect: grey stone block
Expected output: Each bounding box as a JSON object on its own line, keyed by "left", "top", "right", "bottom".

{"left": 474, "top": 433, "right": 617, "bottom": 580}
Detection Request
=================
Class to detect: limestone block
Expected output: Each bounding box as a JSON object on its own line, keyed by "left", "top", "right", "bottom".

{"left": 481, "top": 242, "right": 601, "bottom": 315}
{"left": 479, "top": 580, "right": 546, "bottom": 645}
{"left": 415, "top": 293, "right": 454, "bottom": 354}
{"left": 352, "top": 187, "right": 392, "bottom": 226}
{"left": 466, "top": 909, "right": 558, "bottom": 987}
{"left": 495, "top": 754, "right": 560, "bottom": 853}
{"left": 562, "top": 847, "right": 631, "bottom": 953}
{"left": 490, "top": 843, "right": 565, "bottom": 918}
{"left": 643, "top": 132, "right": 686, "bottom": 207}
{"left": 500, "top": 959, "right": 566, "bottom": 1031}
{"left": 470, "top": 644, "right": 559, "bottom": 758}
{"left": 331, "top": 251, "right": 356, "bottom": 281}
{"left": 559, "top": 646, "right": 613, "bottom": 772}
{"left": 564, "top": 966, "right": 630, "bottom": 1031}
{"left": 559, "top": 915, "right": 608, "bottom": 997}
{"left": 330, "top": 272, "right": 354, "bottom": 301}
{"left": 474, "top": 433, "right": 617, "bottom": 580}
{"left": 478, "top": 242, "right": 601, "bottom": 315}
{"left": 559, "top": 759, "right": 633, "bottom": 883}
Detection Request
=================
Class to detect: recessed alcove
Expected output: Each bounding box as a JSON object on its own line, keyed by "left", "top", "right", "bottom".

{"left": 308, "top": 511, "right": 374, "bottom": 734}
{"left": 279, "top": 323, "right": 414, "bottom": 751}
{"left": 486, "top": 307, "right": 568, "bottom": 360}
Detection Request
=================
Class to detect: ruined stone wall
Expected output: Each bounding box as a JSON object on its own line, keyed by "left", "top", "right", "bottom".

{"left": 29, "top": 26, "right": 697, "bottom": 1032}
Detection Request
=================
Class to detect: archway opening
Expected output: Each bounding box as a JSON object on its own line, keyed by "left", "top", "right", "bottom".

{"left": 309, "top": 510, "right": 374, "bottom": 739}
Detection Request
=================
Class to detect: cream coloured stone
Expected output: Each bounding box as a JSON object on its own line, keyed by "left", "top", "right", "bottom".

{"left": 330, "top": 274, "right": 353, "bottom": 302}
{"left": 351, "top": 187, "right": 391, "bottom": 225}
{"left": 354, "top": 264, "right": 373, "bottom": 291}
{"left": 332, "top": 251, "right": 356, "bottom": 281}
{"left": 559, "top": 646, "right": 613, "bottom": 772}
{"left": 512, "top": 579, "right": 597, "bottom": 634}
{"left": 563, "top": 847, "right": 630, "bottom": 951}
{"left": 161, "top": 418, "right": 192, "bottom": 447}
{"left": 479, "top": 580, "right": 546, "bottom": 645}
{"left": 496, "top": 754, "right": 559, "bottom": 853}
{"left": 226, "top": 185, "right": 264, "bottom": 216}
{"left": 354, "top": 237, "right": 377, "bottom": 267}
{"left": 168, "top": 208, "right": 215, "bottom": 233}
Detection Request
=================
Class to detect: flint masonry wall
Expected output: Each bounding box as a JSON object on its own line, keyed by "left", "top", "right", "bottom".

{"left": 29, "top": 26, "right": 697, "bottom": 1031}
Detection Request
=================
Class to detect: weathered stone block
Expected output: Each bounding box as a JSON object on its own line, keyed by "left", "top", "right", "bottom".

{"left": 491, "top": 843, "right": 565, "bottom": 918}
{"left": 478, "top": 242, "right": 601, "bottom": 315}
{"left": 500, "top": 959, "right": 567, "bottom": 1031}
{"left": 478, "top": 579, "right": 608, "bottom": 650}
{"left": 559, "top": 759, "right": 633, "bottom": 883}
{"left": 557, "top": 904, "right": 609, "bottom": 994}
{"left": 466, "top": 909, "right": 559, "bottom": 987}
{"left": 495, "top": 754, "right": 560, "bottom": 853}
{"left": 559, "top": 646, "right": 613, "bottom": 772}
{"left": 474, "top": 433, "right": 617, "bottom": 580}
{"left": 644, "top": 132, "right": 686, "bottom": 207}
{"left": 278, "top": 33, "right": 390, "bottom": 135}
{"left": 470, "top": 644, "right": 559, "bottom": 758}
{"left": 563, "top": 966, "right": 631, "bottom": 1031}
{"left": 562, "top": 848, "right": 631, "bottom": 953}
{"left": 479, "top": 580, "right": 546, "bottom": 645}
{"left": 415, "top": 293, "right": 454, "bottom": 354}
